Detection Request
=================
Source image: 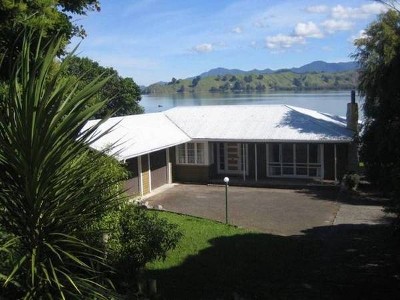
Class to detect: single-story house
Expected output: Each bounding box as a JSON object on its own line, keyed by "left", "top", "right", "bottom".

{"left": 84, "top": 93, "right": 359, "bottom": 197}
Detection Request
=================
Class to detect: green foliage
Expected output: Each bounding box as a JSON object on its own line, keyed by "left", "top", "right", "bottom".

{"left": 0, "top": 31, "right": 123, "bottom": 298}
{"left": 177, "top": 84, "right": 185, "bottom": 93}
{"left": 191, "top": 75, "right": 201, "bottom": 87}
{"left": 63, "top": 56, "right": 143, "bottom": 118}
{"left": 353, "top": 9, "right": 400, "bottom": 217}
{"left": 143, "top": 71, "right": 358, "bottom": 94}
{"left": 95, "top": 205, "right": 182, "bottom": 292}
{"left": 0, "top": 0, "right": 100, "bottom": 80}
{"left": 342, "top": 172, "right": 361, "bottom": 191}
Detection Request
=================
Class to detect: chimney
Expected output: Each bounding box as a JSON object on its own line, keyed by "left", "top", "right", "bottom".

{"left": 346, "top": 90, "right": 358, "bottom": 131}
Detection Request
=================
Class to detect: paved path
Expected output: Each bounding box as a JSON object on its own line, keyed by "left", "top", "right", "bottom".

{"left": 147, "top": 184, "right": 389, "bottom": 235}
{"left": 147, "top": 184, "right": 343, "bottom": 235}
{"left": 333, "top": 203, "right": 386, "bottom": 225}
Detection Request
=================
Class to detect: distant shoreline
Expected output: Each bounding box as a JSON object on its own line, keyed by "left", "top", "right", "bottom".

{"left": 142, "top": 71, "right": 358, "bottom": 95}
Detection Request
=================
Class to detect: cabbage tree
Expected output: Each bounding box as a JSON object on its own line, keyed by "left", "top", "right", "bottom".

{"left": 0, "top": 31, "right": 123, "bottom": 299}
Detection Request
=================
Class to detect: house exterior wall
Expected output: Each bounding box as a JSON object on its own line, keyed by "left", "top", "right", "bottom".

{"left": 123, "top": 141, "right": 352, "bottom": 195}
{"left": 124, "top": 157, "right": 140, "bottom": 196}
{"left": 174, "top": 165, "right": 210, "bottom": 183}
{"left": 170, "top": 144, "right": 211, "bottom": 183}
{"left": 150, "top": 149, "right": 168, "bottom": 190}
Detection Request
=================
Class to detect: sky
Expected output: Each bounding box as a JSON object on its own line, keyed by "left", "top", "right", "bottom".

{"left": 70, "top": 0, "right": 390, "bottom": 86}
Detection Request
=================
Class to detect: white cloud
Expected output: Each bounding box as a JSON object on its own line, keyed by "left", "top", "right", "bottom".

{"left": 331, "top": 5, "right": 356, "bottom": 19}
{"left": 360, "top": 2, "right": 388, "bottom": 15}
{"left": 322, "top": 19, "right": 353, "bottom": 33}
{"left": 294, "top": 21, "right": 323, "bottom": 38}
{"left": 192, "top": 43, "right": 213, "bottom": 53}
{"left": 331, "top": 3, "right": 387, "bottom": 20}
{"left": 232, "top": 26, "right": 243, "bottom": 34}
{"left": 265, "top": 34, "right": 305, "bottom": 50}
{"left": 348, "top": 30, "right": 367, "bottom": 43}
{"left": 306, "top": 5, "right": 329, "bottom": 14}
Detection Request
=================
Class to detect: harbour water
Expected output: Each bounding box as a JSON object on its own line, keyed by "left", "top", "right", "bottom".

{"left": 140, "top": 90, "right": 363, "bottom": 118}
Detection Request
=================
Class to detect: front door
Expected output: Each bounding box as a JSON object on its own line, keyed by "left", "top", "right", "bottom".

{"left": 217, "top": 143, "right": 248, "bottom": 175}
{"left": 226, "top": 143, "right": 241, "bottom": 172}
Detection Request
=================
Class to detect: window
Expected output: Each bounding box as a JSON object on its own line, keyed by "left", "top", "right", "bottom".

{"left": 267, "top": 143, "right": 322, "bottom": 178}
{"left": 197, "top": 143, "right": 204, "bottom": 164}
{"left": 176, "top": 142, "right": 208, "bottom": 165}
{"left": 177, "top": 144, "right": 186, "bottom": 164}
{"left": 187, "top": 143, "right": 195, "bottom": 164}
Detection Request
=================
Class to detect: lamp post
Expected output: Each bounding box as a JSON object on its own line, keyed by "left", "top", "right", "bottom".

{"left": 224, "top": 177, "right": 229, "bottom": 224}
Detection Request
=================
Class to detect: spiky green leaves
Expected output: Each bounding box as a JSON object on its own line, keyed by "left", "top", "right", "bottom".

{"left": 0, "top": 30, "right": 123, "bottom": 299}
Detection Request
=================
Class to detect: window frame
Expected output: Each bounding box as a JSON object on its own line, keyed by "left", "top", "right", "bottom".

{"left": 175, "top": 142, "right": 209, "bottom": 166}
{"left": 267, "top": 143, "right": 323, "bottom": 178}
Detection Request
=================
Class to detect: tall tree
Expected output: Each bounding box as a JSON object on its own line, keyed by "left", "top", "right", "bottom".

{"left": 64, "top": 56, "right": 143, "bottom": 118}
{"left": 353, "top": 8, "right": 400, "bottom": 217}
{"left": 0, "top": 0, "right": 100, "bottom": 79}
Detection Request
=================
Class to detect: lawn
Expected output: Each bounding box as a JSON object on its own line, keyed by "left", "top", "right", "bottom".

{"left": 146, "top": 211, "right": 400, "bottom": 300}
{"left": 147, "top": 211, "right": 250, "bottom": 270}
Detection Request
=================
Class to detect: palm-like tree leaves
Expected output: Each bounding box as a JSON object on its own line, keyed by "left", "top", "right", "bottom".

{"left": 0, "top": 30, "right": 122, "bottom": 298}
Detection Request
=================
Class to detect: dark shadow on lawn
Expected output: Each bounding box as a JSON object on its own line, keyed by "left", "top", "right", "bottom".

{"left": 146, "top": 224, "right": 400, "bottom": 300}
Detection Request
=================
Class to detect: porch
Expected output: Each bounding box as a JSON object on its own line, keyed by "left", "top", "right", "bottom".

{"left": 208, "top": 142, "right": 348, "bottom": 182}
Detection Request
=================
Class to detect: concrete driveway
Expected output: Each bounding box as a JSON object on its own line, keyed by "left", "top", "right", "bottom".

{"left": 146, "top": 184, "right": 343, "bottom": 235}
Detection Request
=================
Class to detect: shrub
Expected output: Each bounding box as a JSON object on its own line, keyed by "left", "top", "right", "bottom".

{"left": 96, "top": 205, "right": 182, "bottom": 293}
{"left": 343, "top": 172, "right": 361, "bottom": 191}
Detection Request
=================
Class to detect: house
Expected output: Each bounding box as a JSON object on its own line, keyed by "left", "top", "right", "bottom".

{"left": 84, "top": 92, "right": 359, "bottom": 197}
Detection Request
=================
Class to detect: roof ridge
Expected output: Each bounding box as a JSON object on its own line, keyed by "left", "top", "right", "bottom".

{"left": 163, "top": 113, "right": 192, "bottom": 139}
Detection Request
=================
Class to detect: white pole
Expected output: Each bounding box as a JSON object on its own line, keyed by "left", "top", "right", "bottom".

{"left": 166, "top": 148, "right": 172, "bottom": 184}
{"left": 148, "top": 154, "right": 152, "bottom": 192}
{"left": 138, "top": 156, "right": 143, "bottom": 196}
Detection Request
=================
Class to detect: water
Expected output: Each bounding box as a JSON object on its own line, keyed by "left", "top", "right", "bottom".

{"left": 140, "top": 90, "right": 364, "bottom": 118}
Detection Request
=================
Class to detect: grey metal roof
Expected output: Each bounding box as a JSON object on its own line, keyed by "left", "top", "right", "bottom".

{"left": 165, "top": 104, "right": 354, "bottom": 142}
{"left": 84, "top": 104, "right": 354, "bottom": 160}
{"left": 83, "top": 112, "right": 191, "bottom": 161}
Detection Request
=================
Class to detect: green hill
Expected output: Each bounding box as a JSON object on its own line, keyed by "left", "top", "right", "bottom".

{"left": 143, "top": 71, "right": 358, "bottom": 94}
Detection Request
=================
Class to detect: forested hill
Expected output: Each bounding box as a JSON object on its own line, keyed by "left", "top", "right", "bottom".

{"left": 198, "top": 61, "right": 357, "bottom": 77}
{"left": 143, "top": 71, "right": 358, "bottom": 94}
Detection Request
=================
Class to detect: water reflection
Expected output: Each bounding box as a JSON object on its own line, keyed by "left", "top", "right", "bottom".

{"left": 141, "top": 90, "right": 363, "bottom": 118}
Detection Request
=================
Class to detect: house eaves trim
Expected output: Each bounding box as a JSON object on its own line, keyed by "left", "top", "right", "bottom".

{"left": 119, "top": 139, "right": 191, "bottom": 162}
{"left": 190, "top": 138, "right": 353, "bottom": 144}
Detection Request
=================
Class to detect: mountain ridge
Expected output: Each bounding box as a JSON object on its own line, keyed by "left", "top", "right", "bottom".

{"left": 198, "top": 60, "right": 357, "bottom": 78}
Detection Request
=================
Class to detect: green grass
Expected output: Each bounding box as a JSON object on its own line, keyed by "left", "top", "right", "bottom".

{"left": 147, "top": 211, "right": 250, "bottom": 270}
{"left": 145, "top": 211, "right": 399, "bottom": 300}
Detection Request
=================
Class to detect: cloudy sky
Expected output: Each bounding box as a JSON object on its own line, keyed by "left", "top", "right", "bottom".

{"left": 70, "top": 0, "right": 390, "bottom": 85}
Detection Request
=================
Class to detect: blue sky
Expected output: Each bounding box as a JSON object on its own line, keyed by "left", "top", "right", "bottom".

{"left": 70, "top": 0, "right": 389, "bottom": 85}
